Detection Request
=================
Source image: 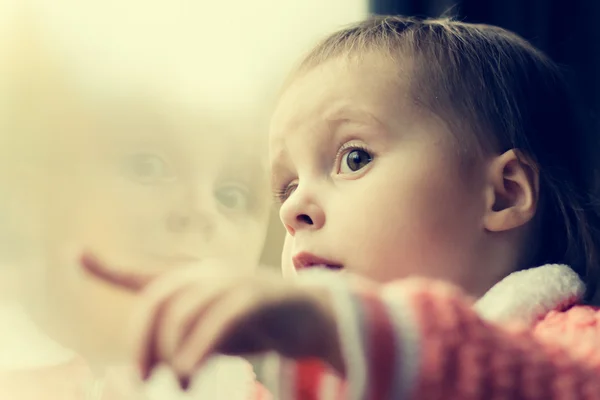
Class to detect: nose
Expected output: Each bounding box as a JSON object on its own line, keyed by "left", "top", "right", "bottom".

{"left": 166, "top": 184, "right": 217, "bottom": 237}
{"left": 279, "top": 185, "right": 325, "bottom": 236}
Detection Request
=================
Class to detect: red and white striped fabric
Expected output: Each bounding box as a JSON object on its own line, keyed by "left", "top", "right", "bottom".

{"left": 263, "top": 264, "right": 600, "bottom": 400}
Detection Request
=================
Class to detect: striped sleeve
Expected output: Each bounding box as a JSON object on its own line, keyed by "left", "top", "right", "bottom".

{"left": 266, "top": 273, "right": 420, "bottom": 400}
{"left": 265, "top": 275, "right": 600, "bottom": 400}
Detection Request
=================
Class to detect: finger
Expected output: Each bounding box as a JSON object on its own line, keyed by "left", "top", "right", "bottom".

{"left": 134, "top": 292, "right": 168, "bottom": 380}
{"left": 132, "top": 269, "right": 237, "bottom": 379}
{"left": 181, "top": 284, "right": 313, "bottom": 359}
{"left": 173, "top": 278, "right": 254, "bottom": 354}
{"left": 131, "top": 273, "right": 208, "bottom": 379}
{"left": 171, "top": 288, "right": 262, "bottom": 388}
{"left": 161, "top": 289, "right": 247, "bottom": 392}
{"left": 155, "top": 282, "right": 227, "bottom": 364}
{"left": 80, "top": 253, "right": 153, "bottom": 292}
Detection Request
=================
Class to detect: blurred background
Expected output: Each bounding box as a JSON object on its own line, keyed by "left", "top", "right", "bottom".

{"left": 0, "top": 0, "right": 598, "bottom": 380}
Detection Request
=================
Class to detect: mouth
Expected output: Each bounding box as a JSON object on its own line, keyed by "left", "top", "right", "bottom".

{"left": 292, "top": 252, "right": 343, "bottom": 271}
{"left": 80, "top": 252, "right": 204, "bottom": 292}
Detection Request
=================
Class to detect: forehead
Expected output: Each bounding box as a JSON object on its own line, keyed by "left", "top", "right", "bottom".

{"left": 269, "top": 54, "right": 413, "bottom": 144}
{"left": 92, "top": 100, "right": 265, "bottom": 153}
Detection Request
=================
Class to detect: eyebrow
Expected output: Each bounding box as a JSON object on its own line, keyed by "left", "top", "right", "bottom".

{"left": 269, "top": 107, "right": 386, "bottom": 192}
{"left": 323, "top": 107, "right": 386, "bottom": 132}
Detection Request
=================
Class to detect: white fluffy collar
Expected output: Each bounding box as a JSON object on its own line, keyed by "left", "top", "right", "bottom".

{"left": 474, "top": 264, "right": 585, "bottom": 326}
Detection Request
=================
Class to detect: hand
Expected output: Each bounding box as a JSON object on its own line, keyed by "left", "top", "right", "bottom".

{"left": 81, "top": 254, "right": 346, "bottom": 390}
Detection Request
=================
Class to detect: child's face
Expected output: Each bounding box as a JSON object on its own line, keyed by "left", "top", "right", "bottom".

{"left": 45, "top": 107, "right": 271, "bottom": 363}
{"left": 271, "top": 54, "right": 494, "bottom": 293}
{"left": 70, "top": 114, "right": 269, "bottom": 272}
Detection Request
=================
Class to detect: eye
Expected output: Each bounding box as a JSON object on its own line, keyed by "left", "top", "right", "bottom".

{"left": 121, "top": 153, "right": 174, "bottom": 184}
{"left": 215, "top": 184, "right": 251, "bottom": 211}
{"left": 274, "top": 182, "right": 298, "bottom": 204}
{"left": 339, "top": 147, "right": 373, "bottom": 174}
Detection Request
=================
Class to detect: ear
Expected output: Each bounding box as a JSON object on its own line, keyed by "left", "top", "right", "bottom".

{"left": 483, "top": 149, "right": 539, "bottom": 233}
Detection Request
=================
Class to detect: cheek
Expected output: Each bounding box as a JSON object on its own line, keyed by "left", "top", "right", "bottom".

{"left": 214, "top": 218, "right": 269, "bottom": 266}
{"left": 74, "top": 184, "right": 168, "bottom": 242}
{"left": 280, "top": 233, "right": 296, "bottom": 278}
{"left": 333, "top": 157, "right": 484, "bottom": 283}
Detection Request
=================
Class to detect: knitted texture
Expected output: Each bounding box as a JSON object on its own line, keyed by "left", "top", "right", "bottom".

{"left": 268, "top": 265, "right": 600, "bottom": 399}
{"left": 411, "top": 284, "right": 600, "bottom": 399}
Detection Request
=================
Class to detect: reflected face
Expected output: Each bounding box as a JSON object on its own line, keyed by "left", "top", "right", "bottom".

{"left": 74, "top": 116, "right": 269, "bottom": 273}
{"left": 45, "top": 105, "right": 271, "bottom": 363}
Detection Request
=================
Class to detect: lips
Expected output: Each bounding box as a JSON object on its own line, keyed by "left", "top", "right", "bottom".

{"left": 292, "top": 252, "right": 343, "bottom": 271}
